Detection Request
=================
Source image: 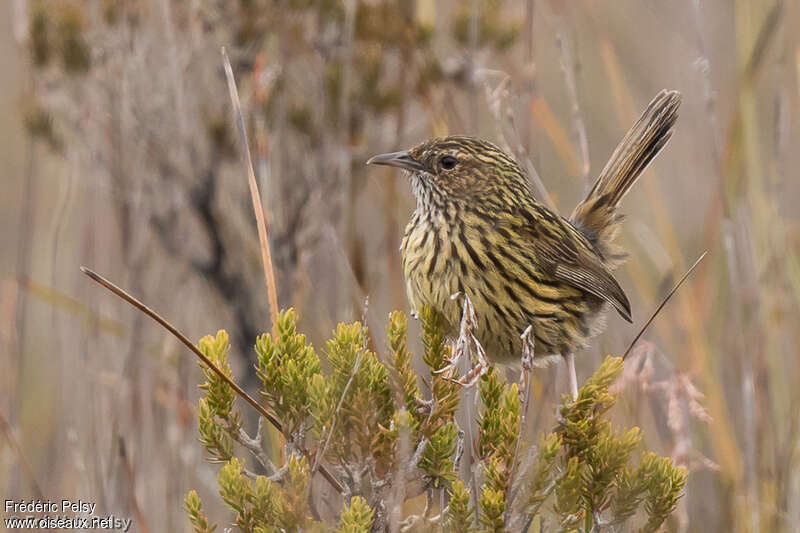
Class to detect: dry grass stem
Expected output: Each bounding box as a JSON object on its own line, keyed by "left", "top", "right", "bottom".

{"left": 623, "top": 252, "right": 708, "bottom": 360}
{"left": 221, "top": 47, "right": 280, "bottom": 335}
{"left": 556, "top": 31, "right": 590, "bottom": 189}
{"left": 0, "top": 411, "right": 44, "bottom": 499}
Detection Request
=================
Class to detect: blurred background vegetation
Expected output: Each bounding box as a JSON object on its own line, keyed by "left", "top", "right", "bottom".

{"left": 1, "top": 0, "right": 798, "bottom": 531}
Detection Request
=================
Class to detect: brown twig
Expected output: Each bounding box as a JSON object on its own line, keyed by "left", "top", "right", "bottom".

{"left": 623, "top": 252, "right": 708, "bottom": 360}
{"left": 235, "top": 420, "right": 279, "bottom": 478}
{"left": 79, "top": 266, "right": 344, "bottom": 494}
{"left": 221, "top": 47, "right": 279, "bottom": 335}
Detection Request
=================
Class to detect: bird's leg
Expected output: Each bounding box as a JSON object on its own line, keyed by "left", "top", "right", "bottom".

{"left": 519, "top": 325, "right": 535, "bottom": 403}
{"left": 562, "top": 350, "right": 578, "bottom": 400}
{"left": 444, "top": 292, "right": 488, "bottom": 387}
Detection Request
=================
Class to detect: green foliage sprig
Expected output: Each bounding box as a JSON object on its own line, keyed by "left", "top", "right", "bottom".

{"left": 513, "top": 356, "right": 688, "bottom": 532}
{"left": 255, "top": 309, "right": 321, "bottom": 438}
{"left": 184, "top": 490, "right": 216, "bottom": 533}
{"left": 187, "top": 311, "right": 686, "bottom": 532}
{"left": 196, "top": 331, "right": 241, "bottom": 464}
{"left": 336, "top": 497, "right": 375, "bottom": 533}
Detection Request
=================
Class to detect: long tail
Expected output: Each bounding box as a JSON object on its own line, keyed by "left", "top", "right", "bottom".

{"left": 570, "top": 89, "right": 681, "bottom": 268}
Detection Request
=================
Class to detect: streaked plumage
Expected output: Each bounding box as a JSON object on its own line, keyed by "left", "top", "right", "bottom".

{"left": 368, "top": 90, "right": 681, "bottom": 362}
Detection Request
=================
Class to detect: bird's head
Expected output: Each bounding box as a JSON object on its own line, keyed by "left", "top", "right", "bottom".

{"left": 367, "top": 136, "right": 532, "bottom": 210}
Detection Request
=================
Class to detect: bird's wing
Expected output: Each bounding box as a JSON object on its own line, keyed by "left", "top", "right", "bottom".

{"left": 499, "top": 208, "right": 632, "bottom": 322}
{"left": 551, "top": 262, "right": 631, "bottom": 322}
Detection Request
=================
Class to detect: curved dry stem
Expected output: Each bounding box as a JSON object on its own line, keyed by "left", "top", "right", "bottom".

{"left": 80, "top": 266, "right": 344, "bottom": 494}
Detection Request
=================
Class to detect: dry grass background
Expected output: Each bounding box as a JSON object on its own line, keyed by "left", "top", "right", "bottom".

{"left": 1, "top": 0, "right": 799, "bottom": 531}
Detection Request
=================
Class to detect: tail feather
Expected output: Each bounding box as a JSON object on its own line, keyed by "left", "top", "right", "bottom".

{"left": 570, "top": 90, "right": 681, "bottom": 268}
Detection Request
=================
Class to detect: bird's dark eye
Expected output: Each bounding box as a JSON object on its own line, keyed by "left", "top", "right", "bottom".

{"left": 440, "top": 155, "right": 458, "bottom": 170}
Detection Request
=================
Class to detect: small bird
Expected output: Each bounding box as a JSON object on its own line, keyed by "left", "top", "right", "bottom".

{"left": 367, "top": 90, "right": 680, "bottom": 392}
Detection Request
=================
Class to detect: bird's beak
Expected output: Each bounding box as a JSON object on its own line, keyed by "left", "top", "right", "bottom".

{"left": 366, "top": 150, "right": 426, "bottom": 172}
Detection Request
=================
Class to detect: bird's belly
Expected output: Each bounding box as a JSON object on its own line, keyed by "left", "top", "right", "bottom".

{"left": 401, "top": 218, "right": 605, "bottom": 362}
{"left": 401, "top": 235, "right": 460, "bottom": 326}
